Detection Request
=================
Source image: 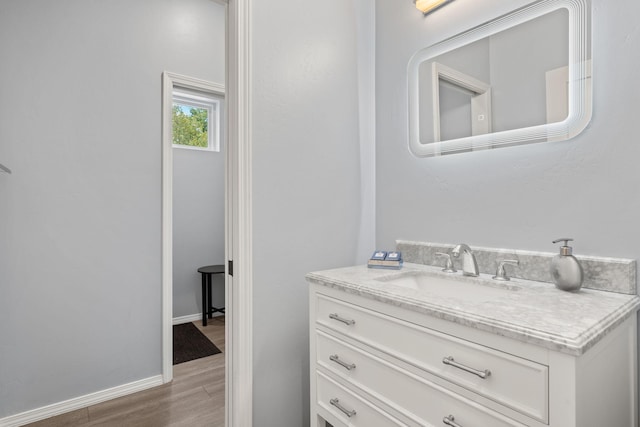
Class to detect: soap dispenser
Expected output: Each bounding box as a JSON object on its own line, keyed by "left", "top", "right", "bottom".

{"left": 550, "top": 238, "right": 584, "bottom": 292}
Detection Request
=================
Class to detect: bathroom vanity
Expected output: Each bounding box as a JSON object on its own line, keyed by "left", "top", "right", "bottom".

{"left": 307, "top": 263, "right": 639, "bottom": 427}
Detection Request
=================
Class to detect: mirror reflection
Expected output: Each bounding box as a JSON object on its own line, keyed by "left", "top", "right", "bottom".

{"left": 408, "top": 0, "right": 592, "bottom": 157}
{"left": 424, "top": 9, "right": 568, "bottom": 143}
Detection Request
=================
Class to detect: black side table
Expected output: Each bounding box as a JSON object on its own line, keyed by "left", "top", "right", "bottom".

{"left": 197, "top": 264, "right": 225, "bottom": 326}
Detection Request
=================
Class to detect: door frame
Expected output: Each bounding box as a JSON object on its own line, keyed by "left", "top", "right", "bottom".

{"left": 161, "top": 1, "right": 253, "bottom": 426}
{"left": 225, "top": 1, "right": 253, "bottom": 426}
{"left": 161, "top": 70, "right": 225, "bottom": 380}
{"left": 431, "top": 61, "right": 492, "bottom": 142}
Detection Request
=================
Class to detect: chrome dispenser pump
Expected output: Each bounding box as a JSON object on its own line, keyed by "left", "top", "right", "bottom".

{"left": 550, "top": 238, "right": 584, "bottom": 291}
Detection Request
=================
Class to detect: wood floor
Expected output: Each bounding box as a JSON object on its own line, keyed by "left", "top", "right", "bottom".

{"left": 25, "top": 317, "right": 226, "bottom": 427}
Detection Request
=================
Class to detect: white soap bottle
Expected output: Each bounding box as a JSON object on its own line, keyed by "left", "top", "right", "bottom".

{"left": 550, "top": 238, "right": 584, "bottom": 292}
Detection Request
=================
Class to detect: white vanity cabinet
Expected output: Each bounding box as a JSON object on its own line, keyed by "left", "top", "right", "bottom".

{"left": 308, "top": 282, "right": 638, "bottom": 427}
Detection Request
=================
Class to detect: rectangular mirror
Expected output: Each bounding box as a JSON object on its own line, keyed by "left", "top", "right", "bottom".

{"left": 408, "top": 0, "right": 592, "bottom": 157}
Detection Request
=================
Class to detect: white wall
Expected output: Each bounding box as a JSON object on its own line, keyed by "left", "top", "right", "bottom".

{"left": 250, "top": 0, "right": 373, "bottom": 424}
{"left": 0, "top": 0, "right": 224, "bottom": 418}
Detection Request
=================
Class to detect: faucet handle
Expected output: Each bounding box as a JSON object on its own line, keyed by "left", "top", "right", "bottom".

{"left": 493, "top": 259, "right": 519, "bottom": 281}
{"left": 435, "top": 252, "right": 457, "bottom": 273}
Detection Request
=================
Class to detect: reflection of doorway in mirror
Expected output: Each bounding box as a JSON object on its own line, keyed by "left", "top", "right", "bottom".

{"left": 546, "top": 66, "right": 569, "bottom": 124}
{"left": 439, "top": 80, "right": 474, "bottom": 140}
{"left": 432, "top": 62, "right": 492, "bottom": 143}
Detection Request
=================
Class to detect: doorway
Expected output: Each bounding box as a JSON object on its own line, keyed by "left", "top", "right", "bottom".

{"left": 162, "top": 0, "right": 228, "bottom": 423}
{"left": 431, "top": 61, "right": 492, "bottom": 142}
{"left": 162, "top": 1, "right": 253, "bottom": 426}
{"left": 170, "top": 76, "right": 226, "bottom": 329}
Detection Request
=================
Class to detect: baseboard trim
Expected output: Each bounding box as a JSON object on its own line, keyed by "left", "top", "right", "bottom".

{"left": 173, "top": 312, "right": 223, "bottom": 325}
{"left": 0, "top": 375, "right": 163, "bottom": 427}
{"left": 173, "top": 313, "right": 202, "bottom": 325}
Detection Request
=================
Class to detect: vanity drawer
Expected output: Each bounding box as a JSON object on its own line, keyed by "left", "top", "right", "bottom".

{"left": 316, "top": 294, "right": 549, "bottom": 423}
{"left": 315, "top": 331, "right": 528, "bottom": 427}
{"left": 316, "top": 370, "right": 411, "bottom": 427}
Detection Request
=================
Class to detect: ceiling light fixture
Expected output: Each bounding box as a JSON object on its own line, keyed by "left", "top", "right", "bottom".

{"left": 415, "top": 0, "right": 455, "bottom": 16}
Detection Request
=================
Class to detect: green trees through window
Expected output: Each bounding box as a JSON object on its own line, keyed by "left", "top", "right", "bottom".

{"left": 171, "top": 86, "right": 221, "bottom": 152}
{"left": 172, "top": 103, "right": 209, "bottom": 148}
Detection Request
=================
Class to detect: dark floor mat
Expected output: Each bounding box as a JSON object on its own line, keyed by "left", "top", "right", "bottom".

{"left": 173, "top": 322, "right": 221, "bottom": 365}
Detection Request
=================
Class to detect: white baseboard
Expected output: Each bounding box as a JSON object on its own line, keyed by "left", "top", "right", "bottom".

{"left": 0, "top": 375, "right": 163, "bottom": 427}
{"left": 173, "top": 312, "right": 223, "bottom": 325}
{"left": 173, "top": 313, "right": 203, "bottom": 325}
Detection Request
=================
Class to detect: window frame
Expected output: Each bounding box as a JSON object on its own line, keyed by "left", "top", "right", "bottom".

{"left": 172, "top": 88, "right": 222, "bottom": 152}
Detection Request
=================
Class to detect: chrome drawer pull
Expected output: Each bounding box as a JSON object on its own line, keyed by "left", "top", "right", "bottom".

{"left": 329, "top": 354, "right": 356, "bottom": 371}
{"left": 442, "top": 356, "right": 491, "bottom": 379}
{"left": 443, "top": 415, "right": 463, "bottom": 427}
{"left": 329, "top": 313, "right": 356, "bottom": 326}
{"left": 330, "top": 398, "right": 356, "bottom": 418}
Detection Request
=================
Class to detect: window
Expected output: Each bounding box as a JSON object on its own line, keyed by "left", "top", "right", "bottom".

{"left": 172, "top": 89, "right": 221, "bottom": 151}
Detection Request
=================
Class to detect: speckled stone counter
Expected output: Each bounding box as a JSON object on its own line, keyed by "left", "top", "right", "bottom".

{"left": 397, "top": 240, "right": 637, "bottom": 294}
{"left": 306, "top": 263, "right": 640, "bottom": 356}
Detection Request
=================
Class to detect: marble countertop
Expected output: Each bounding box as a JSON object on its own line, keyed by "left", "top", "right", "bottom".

{"left": 306, "top": 263, "right": 640, "bottom": 356}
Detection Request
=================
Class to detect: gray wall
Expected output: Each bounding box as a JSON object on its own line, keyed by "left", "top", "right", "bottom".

{"left": 376, "top": 0, "right": 640, "bottom": 273}
{"left": 0, "top": 0, "right": 225, "bottom": 418}
{"left": 377, "top": 0, "right": 640, "bottom": 406}
{"left": 250, "top": 0, "right": 370, "bottom": 424}
{"left": 490, "top": 8, "right": 568, "bottom": 132}
{"left": 173, "top": 145, "right": 225, "bottom": 319}
{"left": 170, "top": 8, "right": 226, "bottom": 319}
{"left": 0, "top": 0, "right": 370, "bottom": 423}
{"left": 376, "top": 0, "right": 640, "bottom": 280}
{"left": 171, "top": 4, "right": 226, "bottom": 321}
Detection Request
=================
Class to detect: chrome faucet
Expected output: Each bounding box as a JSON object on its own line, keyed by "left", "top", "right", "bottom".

{"left": 451, "top": 243, "right": 479, "bottom": 277}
